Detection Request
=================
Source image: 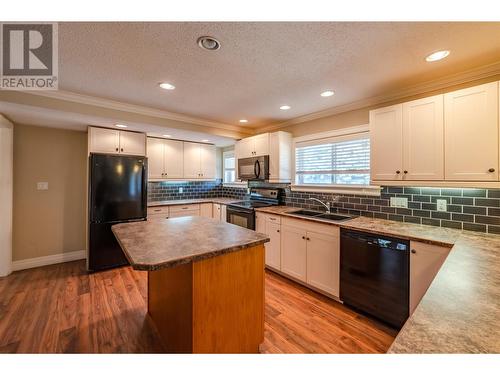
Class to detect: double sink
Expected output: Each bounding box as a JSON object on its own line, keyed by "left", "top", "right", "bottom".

{"left": 288, "top": 209, "right": 353, "bottom": 222}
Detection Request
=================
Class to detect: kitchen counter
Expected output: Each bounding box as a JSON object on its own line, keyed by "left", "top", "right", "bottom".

{"left": 112, "top": 216, "right": 268, "bottom": 353}
{"left": 255, "top": 205, "right": 500, "bottom": 353}
{"left": 147, "top": 197, "right": 240, "bottom": 207}
{"left": 112, "top": 216, "right": 268, "bottom": 271}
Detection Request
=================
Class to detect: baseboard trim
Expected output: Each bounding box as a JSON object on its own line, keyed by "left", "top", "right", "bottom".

{"left": 12, "top": 250, "right": 86, "bottom": 271}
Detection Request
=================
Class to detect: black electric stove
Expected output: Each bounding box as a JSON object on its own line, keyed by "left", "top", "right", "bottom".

{"left": 226, "top": 187, "right": 285, "bottom": 230}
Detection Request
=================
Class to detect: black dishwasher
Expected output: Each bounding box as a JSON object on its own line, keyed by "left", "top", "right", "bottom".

{"left": 340, "top": 229, "right": 409, "bottom": 328}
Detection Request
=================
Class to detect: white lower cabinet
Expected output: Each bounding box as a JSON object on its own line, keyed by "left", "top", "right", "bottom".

{"left": 200, "top": 203, "right": 213, "bottom": 218}
{"left": 410, "top": 241, "right": 451, "bottom": 314}
{"left": 266, "top": 221, "right": 281, "bottom": 270}
{"left": 306, "top": 230, "right": 340, "bottom": 297}
{"left": 213, "top": 203, "right": 222, "bottom": 220}
{"left": 169, "top": 204, "right": 200, "bottom": 218}
{"left": 221, "top": 204, "right": 227, "bottom": 222}
{"left": 280, "top": 225, "right": 307, "bottom": 282}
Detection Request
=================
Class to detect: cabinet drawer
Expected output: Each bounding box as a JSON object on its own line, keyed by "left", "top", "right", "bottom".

{"left": 266, "top": 214, "right": 281, "bottom": 225}
{"left": 169, "top": 210, "right": 200, "bottom": 218}
{"left": 147, "top": 206, "right": 169, "bottom": 216}
{"left": 170, "top": 204, "right": 200, "bottom": 213}
{"left": 282, "top": 217, "right": 339, "bottom": 236}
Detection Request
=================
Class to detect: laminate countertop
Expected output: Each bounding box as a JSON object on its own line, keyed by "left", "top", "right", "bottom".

{"left": 255, "top": 205, "right": 500, "bottom": 353}
{"left": 112, "top": 216, "right": 269, "bottom": 271}
{"left": 148, "top": 197, "right": 241, "bottom": 207}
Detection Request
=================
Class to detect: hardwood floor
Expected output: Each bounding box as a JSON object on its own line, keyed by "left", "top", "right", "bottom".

{"left": 0, "top": 260, "right": 396, "bottom": 353}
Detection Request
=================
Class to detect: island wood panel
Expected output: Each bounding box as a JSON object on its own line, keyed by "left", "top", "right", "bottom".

{"left": 147, "top": 244, "right": 265, "bottom": 353}
{"left": 0, "top": 260, "right": 395, "bottom": 354}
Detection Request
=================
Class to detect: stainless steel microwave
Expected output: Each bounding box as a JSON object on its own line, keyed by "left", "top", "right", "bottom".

{"left": 238, "top": 155, "right": 269, "bottom": 181}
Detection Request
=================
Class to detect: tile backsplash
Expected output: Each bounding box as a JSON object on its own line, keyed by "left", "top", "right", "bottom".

{"left": 148, "top": 180, "right": 500, "bottom": 234}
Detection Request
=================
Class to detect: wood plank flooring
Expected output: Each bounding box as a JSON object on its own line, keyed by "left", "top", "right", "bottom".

{"left": 0, "top": 260, "right": 396, "bottom": 353}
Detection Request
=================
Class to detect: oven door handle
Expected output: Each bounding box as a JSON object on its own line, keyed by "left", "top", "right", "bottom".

{"left": 228, "top": 207, "right": 253, "bottom": 215}
{"left": 254, "top": 160, "right": 261, "bottom": 178}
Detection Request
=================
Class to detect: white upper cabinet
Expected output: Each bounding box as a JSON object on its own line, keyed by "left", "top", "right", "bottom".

{"left": 444, "top": 82, "right": 499, "bottom": 181}
{"left": 163, "top": 140, "right": 184, "bottom": 179}
{"left": 200, "top": 143, "right": 216, "bottom": 179}
{"left": 183, "top": 142, "right": 216, "bottom": 179}
{"left": 253, "top": 133, "right": 270, "bottom": 156}
{"left": 183, "top": 142, "right": 202, "bottom": 179}
{"left": 89, "top": 127, "right": 120, "bottom": 154}
{"left": 147, "top": 138, "right": 184, "bottom": 180}
{"left": 119, "top": 131, "right": 147, "bottom": 156}
{"left": 235, "top": 133, "right": 270, "bottom": 159}
{"left": 147, "top": 137, "right": 165, "bottom": 179}
{"left": 370, "top": 104, "right": 403, "bottom": 181}
{"left": 402, "top": 95, "right": 444, "bottom": 180}
{"left": 89, "top": 127, "right": 146, "bottom": 156}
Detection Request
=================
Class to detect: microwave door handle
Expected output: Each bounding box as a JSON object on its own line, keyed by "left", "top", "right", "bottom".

{"left": 254, "top": 160, "right": 261, "bottom": 178}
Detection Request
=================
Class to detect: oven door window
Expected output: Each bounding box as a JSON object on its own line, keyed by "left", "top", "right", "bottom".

{"left": 228, "top": 213, "right": 249, "bottom": 228}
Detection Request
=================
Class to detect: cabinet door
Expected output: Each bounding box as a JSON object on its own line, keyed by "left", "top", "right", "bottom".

{"left": 119, "top": 131, "right": 146, "bottom": 156}
{"left": 199, "top": 144, "right": 216, "bottom": 179}
{"left": 255, "top": 212, "right": 266, "bottom": 234}
{"left": 280, "top": 225, "right": 307, "bottom": 282}
{"left": 266, "top": 221, "right": 281, "bottom": 270}
{"left": 370, "top": 104, "right": 403, "bottom": 181}
{"left": 183, "top": 142, "right": 201, "bottom": 178}
{"left": 212, "top": 203, "right": 222, "bottom": 221}
{"left": 269, "top": 131, "right": 292, "bottom": 183}
{"left": 200, "top": 203, "right": 213, "bottom": 218}
{"left": 253, "top": 133, "right": 269, "bottom": 156}
{"left": 221, "top": 204, "right": 227, "bottom": 222}
{"left": 410, "top": 241, "right": 450, "bottom": 314}
{"left": 146, "top": 137, "right": 165, "bottom": 179}
{"left": 444, "top": 82, "right": 499, "bottom": 181}
{"left": 306, "top": 230, "right": 340, "bottom": 297}
{"left": 403, "top": 95, "right": 444, "bottom": 180}
{"left": 89, "top": 127, "right": 120, "bottom": 154}
{"left": 235, "top": 137, "right": 254, "bottom": 159}
{"left": 163, "top": 140, "right": 184, "bottom": 179}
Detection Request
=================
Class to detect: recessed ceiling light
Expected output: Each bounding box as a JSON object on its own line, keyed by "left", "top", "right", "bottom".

{"left": 425, "top": 50, "right": 450, "bottom": 62}
{"left": 201, "top": 139, "right": 210, "bottom": 143}
{"left": 115, "top": 124, "right": 127, "bottom": 128}
{"left": 239, "top": 119, "right": 248, "bottom": 123}
{"left": 163, "top": 134, "right": 172, "bottom": 138}
{"left": 159, "top": 82, "right": 175, "bottom": 90}
{"left": 280, "top": 105, "right": 291, "bottom": 110}
{"left": 321, "top": 90, "right": 335, "bottom": 97}
{"left": 197, "top": 36, "right": 221, "bottom": 51}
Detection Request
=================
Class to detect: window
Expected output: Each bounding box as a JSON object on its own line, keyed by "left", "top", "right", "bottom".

{"left": 223, "top": 151, "right": 236, "bottom": 183}
{"left": 295, "top": 133, "right": 370, "bottom": 186}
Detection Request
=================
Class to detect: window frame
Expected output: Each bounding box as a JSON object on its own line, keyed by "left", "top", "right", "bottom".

{"left": 291, "top": 125, "right": 381, "bottom": 196}
{"left": 222, "top": 150, "right": 247, "bottom": 187}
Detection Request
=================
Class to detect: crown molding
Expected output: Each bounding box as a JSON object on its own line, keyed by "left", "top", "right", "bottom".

{"left": 29, "top": 90, "right": 254, "bottom": 135}
{"left": 257, "top": 60, "right": 500, "bottom": 133}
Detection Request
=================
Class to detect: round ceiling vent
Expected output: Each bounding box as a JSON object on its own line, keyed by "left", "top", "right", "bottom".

{"left": 197, "top": 36, "right": 221, "bottom": 51}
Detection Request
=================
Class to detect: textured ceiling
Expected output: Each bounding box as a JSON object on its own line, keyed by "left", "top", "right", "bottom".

{"left": 57, "top": 22, "right": 500, "bottom": 127}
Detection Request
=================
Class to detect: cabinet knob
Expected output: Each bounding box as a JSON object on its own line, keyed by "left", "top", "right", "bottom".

{"left": 411, "top": 249, "right": 416, "bottom": 254}
{"left": 396, "top": 170, "right": 401, "bottom": 174}
{"left": 302, "top": 236, "right": 306, "bottom": 240}
{"left": 115, "top": 148, "right": 119, "bottom": 152}
{"left": 277, "top": 229, "right": 280, "bottom": 233}
{"left": 489, "top": 168, "right": 496, "bottom": 173}
{"left": 403, "top": 170, "right": 408, "bottom": 174}
{"left": 306, "top": 237, "right": 310, "bottom": 241}
{"left": 121, "top": 148, "right": 124, "bottom": 152}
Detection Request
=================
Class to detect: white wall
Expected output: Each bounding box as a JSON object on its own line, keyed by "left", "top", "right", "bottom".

{"left": 0, "top": 115, "right": 13, "bottom": 277}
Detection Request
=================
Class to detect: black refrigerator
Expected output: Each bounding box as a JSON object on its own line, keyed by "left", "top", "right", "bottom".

{"left": 88, "top": 153, "right": 147, "bottom": 271}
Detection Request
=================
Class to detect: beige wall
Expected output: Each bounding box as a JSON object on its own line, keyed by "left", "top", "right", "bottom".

{"left": 13, "top": 124, "right": 87, "bottom": 261}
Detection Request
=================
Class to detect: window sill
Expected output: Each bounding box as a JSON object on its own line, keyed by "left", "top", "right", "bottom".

{"left": 291, "top": 184, "right": 381, "bottom": 196}
{"left": 222, "top": 181, "right": 248, "bottom": 188}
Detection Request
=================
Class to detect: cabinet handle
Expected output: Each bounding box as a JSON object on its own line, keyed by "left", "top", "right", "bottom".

{"left": 302, "top": 236, "right": 306, "bottom": 240}
{"left": 277, "top": 229, "right": 280, "bottom": 233}
{"left": 306, "top": 237, "right": 310, "bottom": 241}
{"left": 154, "top": 209, "right": 161, "bottom": 212}
{"left": 411, "top": 249, "right": 416, "bottom": 254}
{"left": 489, "top": 168, "right": 496, "bottom": 173}
{"left": 121, "top": 148, "right": 124, "bottom": 152}
{"left": 396, "top": 170, "right": 401, "bottom": 174}
{"left": 403, "top": 170, "right": 408, "bottom": 174}
{"left": 115, "top": 147, "right": 119, "bottom": 152}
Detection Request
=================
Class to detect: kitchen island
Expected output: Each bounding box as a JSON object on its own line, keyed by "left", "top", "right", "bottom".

{"left": 112, "top": 216, "right": 269, "bottom": 353}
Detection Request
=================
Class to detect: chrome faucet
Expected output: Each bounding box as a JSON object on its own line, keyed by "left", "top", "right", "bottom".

{"left": 309, "top": 198, "right": 332, "bottom": 213}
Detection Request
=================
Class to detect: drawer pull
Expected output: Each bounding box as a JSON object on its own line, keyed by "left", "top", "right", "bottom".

{"left": 489, "top": 168, "right": 495, "bottom": 173}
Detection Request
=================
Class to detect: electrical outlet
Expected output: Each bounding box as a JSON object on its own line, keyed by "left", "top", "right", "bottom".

{"left": 436, "top": 199, "right": 447, "bottom": 212}
{"left": 390, "top": 197, "right": 408, "bottom": 208}
{"left": 178, "top": 187, "right": 183, "bottom": 194}
{"left": 37, "top": 182, "right": 49, "bottom": 190}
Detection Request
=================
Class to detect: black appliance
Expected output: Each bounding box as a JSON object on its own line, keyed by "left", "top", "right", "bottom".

{"left": 340, "top": 229, "right": 409, "bottom": 328}
{"left": 226, "top": 187, "right": 284, "bottom": 230}
{"left": 237, "top": 155, "right": 269, "bottom": 181}
{"left": 88, "top": 153, "right": 147, "bottom": 271}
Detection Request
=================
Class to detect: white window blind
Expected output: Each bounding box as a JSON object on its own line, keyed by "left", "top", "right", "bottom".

{"left": 223, "top": 151, "right": 236, "bottom": 183}
{"left": 295, "top": 133, "right": 370, "bottom": 186}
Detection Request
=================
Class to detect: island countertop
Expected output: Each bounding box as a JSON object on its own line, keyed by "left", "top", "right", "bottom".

{"left": 112, "top": 216, "right": 269, "bottom": 271}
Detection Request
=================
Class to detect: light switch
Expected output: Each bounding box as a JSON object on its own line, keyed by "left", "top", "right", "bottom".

{"left": 390, "top": 197, "right": 408, "bottom": 208}
{"left": 37, "top": 182, "right": 49, "bottom": 190}
{"left": 436, "top": 199, "right": 447, "bottom": 212}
